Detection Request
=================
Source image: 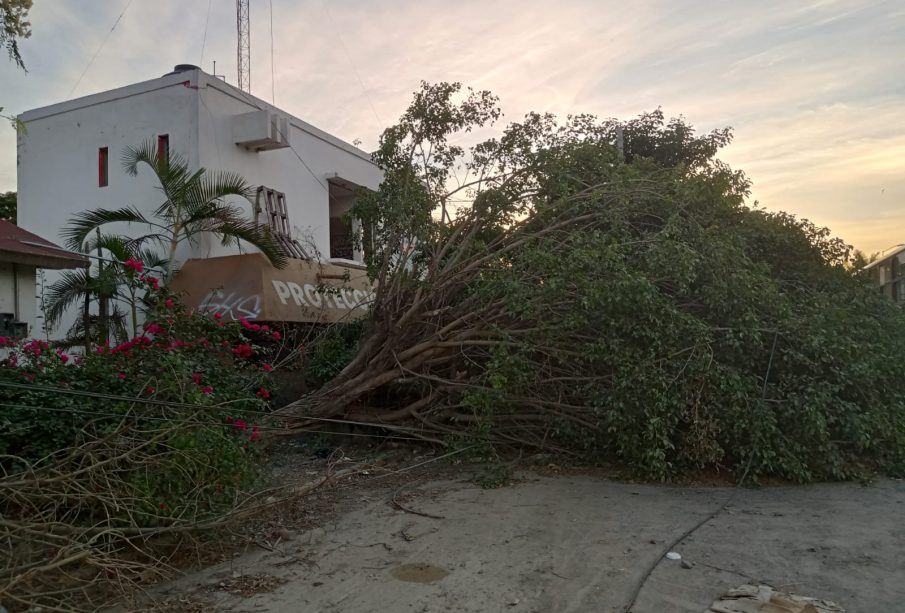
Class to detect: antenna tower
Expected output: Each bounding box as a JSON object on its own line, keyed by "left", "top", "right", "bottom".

{"left": 236, "top": 0, "right": 251, "bottom": 92}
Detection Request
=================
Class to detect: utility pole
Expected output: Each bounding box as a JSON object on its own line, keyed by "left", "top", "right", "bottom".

{"left": 236, "top": 0, "right": 251, "bottom": 92}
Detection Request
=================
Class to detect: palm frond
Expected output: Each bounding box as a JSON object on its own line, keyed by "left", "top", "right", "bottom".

{"left": 62, "top": 207, "right": 157, "bottom": 251}
{"left": 44, "top": 269, "right": 92, "bottom": 325}
{"left": 197, "top": 205, "right": 288, "bottom": 268}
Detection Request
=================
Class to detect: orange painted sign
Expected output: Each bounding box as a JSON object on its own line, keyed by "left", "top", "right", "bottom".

{"left": 170, "top": 253, "right": 374, "bottom": 323}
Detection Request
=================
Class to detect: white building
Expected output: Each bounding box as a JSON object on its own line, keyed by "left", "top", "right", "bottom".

{"left": 17, "top": 64, "right": 381, "bottom": 333}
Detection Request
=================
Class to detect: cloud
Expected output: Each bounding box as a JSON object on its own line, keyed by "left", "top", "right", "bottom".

{"left": 0, "top": 0, "right": 902, "bottom": 253}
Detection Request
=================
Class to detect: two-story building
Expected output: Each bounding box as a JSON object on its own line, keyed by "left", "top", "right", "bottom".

{"left": 17, "top": 64, "right": 381, "bottom": 336}
{"left": 864, "top": 244, "right": 905, "bottom": 304}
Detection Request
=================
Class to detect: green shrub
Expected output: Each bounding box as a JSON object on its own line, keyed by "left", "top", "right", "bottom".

{"left": 0, "top": 277, "right": 280, "bottom": 519}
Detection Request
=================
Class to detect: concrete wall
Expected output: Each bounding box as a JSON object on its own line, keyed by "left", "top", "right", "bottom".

{"left": 0, "top": 262, "right": 37, "bottom": 336}
{"left": 194, "top": 73, "right": 381, "bottom": 261}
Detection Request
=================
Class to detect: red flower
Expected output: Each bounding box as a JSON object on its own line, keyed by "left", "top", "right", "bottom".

{"left": 251, "top": 324, "right": 261, "bottom": 332}
{"left": 145, "top": 323, "right": 164, "bottom": 335}
{"left": 250, "top": 425, "right": 260, "bottom": 442}
{"left": 158, "top": 502, "right": 167, "bottom": 510}
{"left": 148, "top": 277, "right": 160, "bottom": 289}
{"left": 0, "top": 336, "right": 8, "bottom": 346}
{"left": 164, "top": 298, "right": 175, "bottom": 309}
{"left": 232, "top": 418, "right": 248, "bottom": 431}
{"left": 262, "top": 363, "right": 273, "bottom": 372}
{"left": 145, "top": 385, "right": 156, "bottom": 395}
{"left": 261, "top": 325, "right": 270, "bottom": 332}
{"left": 58, "top": 352, "right": 69, "bottom": 364}
{"left": 271, "top": 331, "right": 281, "bottom": 341}
{"left": 191, "top": 372, "right": 202, "bottom": 385}
{"left": 256, "top": 387, "right": 271, "bottom": 399}
{"left": 213, "top": 312, "right": 223, "bottom": 320}
{"left": 124, "top": 259, "right": 144, "bottom": 273}
{"left": 232, "top": 343, "right": 254, "bottom": 359}
{"left": 201, "top": 385, "right": 213, "bottom": 395}
{"left": 117, "top": 372, "right": 127, "bottom": 380}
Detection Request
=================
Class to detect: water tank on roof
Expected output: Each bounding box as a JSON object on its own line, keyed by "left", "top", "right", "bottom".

{"left": 163, "top": 64, "right": 200, "bottom": 76}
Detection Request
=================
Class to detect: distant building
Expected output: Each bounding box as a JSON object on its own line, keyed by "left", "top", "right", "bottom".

{"left": 0, "top": 220, "right": 88, "bottom": 337}
{"left": 16, "top": 64, "right": 381, "bottom": 334}
{"left": 863, "top": 244, "right": 905, "bottom": 304}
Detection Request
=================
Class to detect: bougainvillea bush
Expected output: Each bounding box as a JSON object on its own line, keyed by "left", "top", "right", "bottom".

{"left": 0, "top": 274, "right": 280, "bottom": 520}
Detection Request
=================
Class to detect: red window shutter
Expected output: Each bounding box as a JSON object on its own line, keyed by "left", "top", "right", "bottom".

{"left": 157, "top": 134, "right": 169, "bottom": 165}
{"left": 98, "top": 147, "right": 108, "bottom": 187}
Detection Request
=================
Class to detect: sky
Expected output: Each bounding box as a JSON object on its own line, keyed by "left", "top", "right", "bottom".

{"left": 1, "top": 0, "right": 903, "bottom": 255}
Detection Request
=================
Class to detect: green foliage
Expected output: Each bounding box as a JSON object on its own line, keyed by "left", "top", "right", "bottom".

{"left": 304, "top": 320, "right": 366, "bottom": 388}
{"left": 0, "top": 281, "right": 279, "bottom": 518}
{"left": 0, "top": 190, "right": 14, "bottom": 222}
{"left": 0, "top": 0, "right": 30, "bottom": 70}
{"left": 467, "top": 154, "right": 905, "bottom": 482}
{"left": 353, "top": 82, "right": 905, "bottom": 482}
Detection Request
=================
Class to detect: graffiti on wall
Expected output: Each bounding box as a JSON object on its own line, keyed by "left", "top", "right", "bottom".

{"left": 200, "top": 289, "right": 263, "bottom": 321}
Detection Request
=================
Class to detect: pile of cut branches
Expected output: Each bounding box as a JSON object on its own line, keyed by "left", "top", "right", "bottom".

{"left": 0, "top": 410, "right": 340, "bottom": 611}
{"left": 278, "top": 83, "right": 905, "bottom": 482}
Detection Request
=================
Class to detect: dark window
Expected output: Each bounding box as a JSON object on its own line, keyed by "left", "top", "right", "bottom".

{"left": 98, "top": 147, "right": 108, "bottom": 187}
{"left": 157, "top": 134, "right": 169, "bottom": 165}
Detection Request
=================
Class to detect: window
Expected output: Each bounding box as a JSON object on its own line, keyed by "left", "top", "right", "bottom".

{"left": 98, "top": 147, "right": 108, "bottom": 187}
{"left": 328, "top": 180, "right": 357, "bottom": 260}
{"left": 157, "top": 134, "right": 169, "bottom": 165}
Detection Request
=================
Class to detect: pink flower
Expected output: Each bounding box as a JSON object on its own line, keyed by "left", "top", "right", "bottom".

{"left": 164, "top": 298, "right": 175, "bottom": 309}
{"left": 117, "top": 372, "right": 127, "bottom": 380}
{"left": 213, "top": 312, "right": 223, "bottom": 320}
{"left": 75, "top": 356, "right": 83, "bottom": 365}
{"left": 271, "top": 331, "right": 281, "bottom": 341}
{"left": 201, "top": 385, "right": 213, "bottom": 395}
{"left": 232, "top": 343, "right": 254, "bottom": 359}
{"left": 262, "top": 363, "right": 273, "bottom": 372}
{"left": 145, "top": 323, "right": 164, "bottom": 335}
{"left": 251, "top": 324, "right": 261, "bottom": 332}
{"left": 256, "top": 387, "right": 271, "bottom": 399}
{"left": 232, "top": 418, "right": 248, "bottom": 431}
{"left": 123, "top": 259, "right": 144, "bottom": 273}
{"left": 0, "top": 336, "right": 8, "bottom": 346}
{"left": 149, "top": 277, "right": 160, "bottom": 289}
{"left": 59, "top": 353, "right": 69, "bottom": 364}
{"left": 191, "top": 372, "right": 202, "bottom": 385}
{"left": 261, "top": 325, "right": 270, "bottom": 332}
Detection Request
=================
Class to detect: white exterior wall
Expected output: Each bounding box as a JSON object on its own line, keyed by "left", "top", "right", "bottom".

{"left": 0, "top": 262, "right": 37, "bottom": 336}
{"left": 194, "top": 73, "right": 381, "bottom": 260}
{"left": 16, "top": 68, "right": 381, "bottom": 338}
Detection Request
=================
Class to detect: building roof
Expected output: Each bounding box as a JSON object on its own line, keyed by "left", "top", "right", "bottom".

{"left": 0, "top": 220, "right": 89, "bottom": 269}
{"left": 18, "top": 66, "right": 377, "bottom": 165}
{"left": 862, "top": 243, "right": 905, "bottom": 270}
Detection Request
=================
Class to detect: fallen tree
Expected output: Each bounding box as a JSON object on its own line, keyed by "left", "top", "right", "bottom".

{"left": 277, "top": 82, "right": 905, "bottom": 481}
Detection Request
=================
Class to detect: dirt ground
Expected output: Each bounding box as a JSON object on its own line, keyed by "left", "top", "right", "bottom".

{"left": 149, "top": 453, "right": 905, "bottom": 613}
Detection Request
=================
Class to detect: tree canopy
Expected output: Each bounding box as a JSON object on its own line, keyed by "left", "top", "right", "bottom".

{"left": 279, "top": 82, "right": 905, "bottom": 483}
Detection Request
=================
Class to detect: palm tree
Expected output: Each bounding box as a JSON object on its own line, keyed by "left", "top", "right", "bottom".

{"left": 62, "top": 139, "right": 287, "bottom": 281}
{"left": 43, "top": 234, "right": 168, "bottom": 347}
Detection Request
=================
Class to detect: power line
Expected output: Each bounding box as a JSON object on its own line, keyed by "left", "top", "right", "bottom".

{"left": 0, "top": 380, "right": 428, "bottom": 435}
{"left": 318, "top": 0, "right": 384, "bottom": 132}
{"left": 269, "top": 0, "right": 276, "bottom": 105}
{"left": 199, "top": 0, "right": 214, "bottom": 66}
{"left": 68, "top": 0, "right": 137, "bottom": 97}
